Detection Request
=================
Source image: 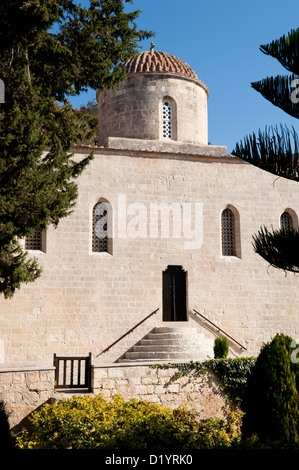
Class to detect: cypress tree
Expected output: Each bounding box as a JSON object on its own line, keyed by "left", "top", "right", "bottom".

{"left": 0, "top": 401, "right": 12, "bottom": 449}
{"left": 242, "top": 333, "right": 299, "bottom": 446}
{"left": 0, "top": 1, "right": 153, "bottom": 297}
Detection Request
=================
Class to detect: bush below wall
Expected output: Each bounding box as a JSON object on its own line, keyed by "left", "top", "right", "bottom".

{"left": 15, "top": 394, "right": 243, "bottom": 450}
{"left": 0, "top": 359, "right": 255, "bottom": 437}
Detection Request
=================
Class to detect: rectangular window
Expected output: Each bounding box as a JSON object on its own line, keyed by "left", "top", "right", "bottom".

{"left": 25, "top": 230, "right": 44, "bottom": 251}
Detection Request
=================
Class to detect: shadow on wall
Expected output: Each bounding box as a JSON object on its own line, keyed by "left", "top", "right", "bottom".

{"left": 189, "top": 311, "right": 247, "bottom": 357}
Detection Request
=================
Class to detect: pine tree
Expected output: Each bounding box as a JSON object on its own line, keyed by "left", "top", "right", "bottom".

{"left": 0, "top": 0, "right": 153, "bottom": 298}
{"left": 232, "top": 29, "right": 299, "bottom": 273}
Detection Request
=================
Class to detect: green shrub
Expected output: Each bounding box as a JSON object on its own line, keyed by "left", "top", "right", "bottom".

{"left": 153, "top": 358, "right": 256, "bottom": 406}
{"left": 15, "top": 394, "right": 242, "bottom": 450}
{"left": 242, "top": 333, "right": 299, "bottom": 447}
{"left": 0, "top": 400, "right": 12, "bottom": 449}
{"left": 213, "top": 337, "right": 229, "bottom": 359}
{"left": 204, "top": 358, "right": 256, "bottom": 405}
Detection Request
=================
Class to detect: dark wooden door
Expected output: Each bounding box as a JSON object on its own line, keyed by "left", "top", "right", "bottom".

{"left": 163, "top": 266, "right": 187, "bottom": 321}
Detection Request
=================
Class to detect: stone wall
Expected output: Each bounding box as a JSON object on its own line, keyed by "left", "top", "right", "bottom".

{"left": 0, "top": 367, "right": 55, "bottom": 430}
{"left": 97, "top": 73, "right": 208, "bottom": 146}
{"left": 93, "top": 363, "right": 230, "bottom": 420}
{"left": 0, "top": 145, "right": 298, "bottom": 368}
{"left": 1, "top": 363, "right": 231, "bottom": 433}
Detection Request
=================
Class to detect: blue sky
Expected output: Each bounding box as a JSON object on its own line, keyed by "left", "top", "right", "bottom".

{"left": 71, "top": 0, "right": 299, "bottom": 153}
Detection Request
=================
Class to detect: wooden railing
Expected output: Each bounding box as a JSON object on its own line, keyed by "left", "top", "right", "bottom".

{"left": 54, "top": 353, "right": 92, "bottom": 390}
{"left": 193, "top": 309, "right": 247, "bottom": 351}
{"left": 100, "top": 308, "right": 159, "bottom": 355}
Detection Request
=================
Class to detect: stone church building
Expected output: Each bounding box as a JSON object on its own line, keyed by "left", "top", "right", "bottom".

{"left": 1, "top": 44, "right": 299, "bottom": 373}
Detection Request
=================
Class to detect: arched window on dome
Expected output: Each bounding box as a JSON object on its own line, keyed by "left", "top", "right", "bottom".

{"left": 280, "top": 210, "right": 295, "bottom": 230}
{"left": 161, "top": 97, "right": 177, "bottom": 141}
{"left": 162, "top": 100, "right": 173, "bottom": 139}
{"left": 92, "top": 199, "right": 113, "bottom": 254}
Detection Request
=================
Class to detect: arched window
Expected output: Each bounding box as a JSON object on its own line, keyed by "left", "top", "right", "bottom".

{"left": 162, "top": 100, "right": 173, "bottom": 139}
{"left": 221, "top": 208, "right": 236, "bottom": 256}
{"left": 25, "top": 230, "right": 45, "bottom": 252}
{"left": 92, "top": 200, "right": 112, "bottom": 254}
{"left": 280, "top": 211, "right": 293, "bottom": 230}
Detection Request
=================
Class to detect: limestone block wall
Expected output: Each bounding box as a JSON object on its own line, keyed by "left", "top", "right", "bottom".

{"left": 97, "top": 73, "right": 208, "bottom": 146}
{"left": 93, "top": 364, "right": 230, "bottom": 420}
{"left": 0, "top": 145, "right": 298, "bottom": 368}
{"left": 0, "top": 364, "right": 230, "bottom": 432}
{"left": 0, "top": 367, "right": 55, "bottom": 430}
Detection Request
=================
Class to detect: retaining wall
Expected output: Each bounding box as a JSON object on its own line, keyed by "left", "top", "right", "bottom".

{"left": 0, "top": 366, "right": 55, "bottom": 431}
{"left": 92, "top": 363, "right": 229, "bottom": 420}
{"left": 0, "top": 363, "right": 231, "bottom": 434}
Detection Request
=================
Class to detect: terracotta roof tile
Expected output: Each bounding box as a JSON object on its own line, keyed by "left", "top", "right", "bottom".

{"left": 123, "top": 48, "right": 198, "bottom": 80}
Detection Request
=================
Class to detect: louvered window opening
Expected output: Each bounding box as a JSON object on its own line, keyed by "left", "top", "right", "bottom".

{"left": 92, "top": 203, "right": 108, "bottom": 252}
{"left": 221, "top": 209, "right": 236, "bottom": 256}
{"left": 162, "top": 101, "right": 172, "bottom": 139}
{"left": 25, "top": 230, "right": 43, "bottom": 251}
{"left": 281, "top": 212, "right": 293, "bottom": 230}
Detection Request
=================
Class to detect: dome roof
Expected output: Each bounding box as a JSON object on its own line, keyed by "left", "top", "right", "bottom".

{"left": 123, "top": 42, "right": 198, "bottom": 80}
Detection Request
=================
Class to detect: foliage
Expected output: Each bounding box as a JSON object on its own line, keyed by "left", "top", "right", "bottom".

{"left": 252, "top": 226, "right": 299, "bottom": 274}
{"left": 242, "top": 333, "right": 299, "bottom": 447}
{"left": 213, "top": 337, "right": 229, "bottom": 359}
{"left": 0, "top": 0, "right": 153, "bottom": 297}
{"left": 233, "top": 124, "right": 299, "bottom": 183}
{"left": 152, "top": 357, "right": 256, "bottom": 406}
{"left": 205, "top": 358, "right": 256, "bottom": 406}
{"left": 232, "top": 28, "right": 299, "bottom": 181}
{"left": 75, "top": 99, "right": 99, "bottom": 146}
{"left": 232, "top": 28, "right": 299, "bottom": 272}
{"left": 0, "top": 1, "right": 153, "bottom": 100}
{"left": 0, "top": 401, "right": 13, "bottom": 449}
{"left": 0, "top": 239, "right": 42, "bottom": 299}
{"left": 252, "top": 74, "right": 299, "bottom": 121}
{"left": 15, "top": 394, "right": 242, "bottom": 450}
{"left": 79, "top": 99, "right": 98, "bottom": 117}
{"left": 254, "top": 28, "right": 299, "bottom": 119}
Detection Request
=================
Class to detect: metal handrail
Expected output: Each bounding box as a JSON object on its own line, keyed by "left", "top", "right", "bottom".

{"left": 100, "top": 308, "right": 159, "bottom": 355}
{"left": 193, "top": 309, "right": 247, "bottom": 350}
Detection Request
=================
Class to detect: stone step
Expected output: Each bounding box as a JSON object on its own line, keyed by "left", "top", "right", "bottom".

{"left": 117, "top": 358, "right": 205, "bottom": 363}
{"left": 132, "top": 344, "right": 201, "bottom": 352}
{"left": 153, "top": 327, "right": 198, "bottom": 334}
{"left": 117, "top": 325, "right": 214, "bottom": 363}
{"left": 139, "top": 338, "right": 202, "bottom": 345}
{"left": 139, "top": 334, "right": 204, "bottom": 343}
{"left": 146, "top": 332, "right": 199, "bottom": 341}
{"left": 123, "top": 351, "right": 204, "bottom": 360}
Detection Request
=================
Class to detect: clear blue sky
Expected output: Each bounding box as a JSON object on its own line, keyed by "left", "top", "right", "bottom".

{"left": 71, "top": 0, "right": 299, "bottom": 153}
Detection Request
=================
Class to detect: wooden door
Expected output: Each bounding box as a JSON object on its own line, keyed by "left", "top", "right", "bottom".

{"left": 162, "top": 266, "right": 187, "bottom": 321}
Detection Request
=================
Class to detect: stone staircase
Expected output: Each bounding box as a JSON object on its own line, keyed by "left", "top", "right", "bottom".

{"left": 118, "top": 326, "right": 214, "bottom": 363}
